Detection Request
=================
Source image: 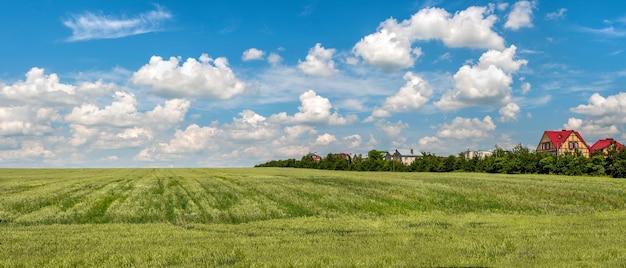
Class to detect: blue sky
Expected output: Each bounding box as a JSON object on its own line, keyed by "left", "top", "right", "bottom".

{"left": 1, "top": 0, "right": 626, "bottom": 167}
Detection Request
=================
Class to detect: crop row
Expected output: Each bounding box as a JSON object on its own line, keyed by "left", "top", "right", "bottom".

{"left": 0, "top": 168, "right": 625, "bottom": 225}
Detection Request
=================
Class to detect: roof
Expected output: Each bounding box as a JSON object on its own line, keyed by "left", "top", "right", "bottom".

{"left": 590, "top": 138, "right": 624, "bottom": 153}
{"left": 394, "top": 149, "right": 419, "bottom": 156}
{"left": 544, "top": 129, "right": 590, "bottom": 149}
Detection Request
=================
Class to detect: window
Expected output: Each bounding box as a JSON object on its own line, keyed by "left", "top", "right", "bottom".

{"left": 541, "top": 142, "right": 551, "bottom": 150}
{"left": 569, "top": 142, "right": 578, "bottom": 149}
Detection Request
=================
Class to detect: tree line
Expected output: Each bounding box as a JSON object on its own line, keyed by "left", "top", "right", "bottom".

{"left": 255, "top": 144, "right": 626, "bottom": 178}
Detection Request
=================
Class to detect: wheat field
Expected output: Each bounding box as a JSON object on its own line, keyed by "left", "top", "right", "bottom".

{"left": 1, "top": 168, "right": 625, "bottom": 266}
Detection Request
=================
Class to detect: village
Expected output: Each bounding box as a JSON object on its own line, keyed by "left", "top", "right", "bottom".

{"left": 303, "top": 129, "right": 623, "bottom": 166}
{"left": 257, "top": 129, "right": 626, "bottom": 178}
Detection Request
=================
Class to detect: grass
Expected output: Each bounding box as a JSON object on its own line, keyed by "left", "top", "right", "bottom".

{"left": 1, "top": 168, "right": 626, "bottom": 266}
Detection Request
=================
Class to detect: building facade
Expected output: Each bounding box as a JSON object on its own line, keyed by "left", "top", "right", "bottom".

{"left": 536, "top": 129, "right": 590, "bottom": 157}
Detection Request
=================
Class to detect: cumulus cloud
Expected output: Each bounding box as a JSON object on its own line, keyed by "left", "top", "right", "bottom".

{"left": 0, "top": 106, "right": 59, "bottom": 136}
{"left": 570, "top": 92, "right": 626, "bottom": 117}
{"left": 437, "top": 116, "right": 496, "bottom": 139}
{"left": 374, "top": 120, "right": 408, "bottom": 148}
{"left": 376, "top": 120, "right": 408, "bottom": 140}
{"left": 269, "top": 90, "right": 358, "bottom": 125}
{"left": 63, "top": 6, "right": 172, "bottom": 42}
{"left": 352, "top": 28, "right": 420, "bottom": 71}
{"left": 566, "top": 92, "right": 626, "bottom": 139}
{"left": 65, "top": 91, "right": 140, "bottom": 127}
{"left": 353, "top": 5, "right": 504, "bottom": 71}
{"left": 67, "top": 124, "right": 154, "bottom": 149}
{"left": 1, "top": 67, "right": 117, "bottom": 106}
{"left": 284, "top": 125, "right": 316, "bottom": 139}
{"left": 242, "top": 48, "right": 265, "bottom": 61}
{"left": 499, "top": 102, "right": 521, "bottom": 122}
{"left": 563, "top": 117, "right": 619, "bottom": 140}
{"left": 65, "top": 91, "right": 189, "bottom": 129}
{"left": 0, "top": 141, "right": 55, "bottom": 161}
{"left": 435, "top": 45, "right": 528, "bottom": 111}
{"left": 131, "top": 54, "right": 245, "bottom": 99}
{"left": 372, "top": 72, "right": 433, "bottom": 117}
{"left": 298, "top": 43, "right": 338, "bottom": 76}
{"left": 343, "top": 134, "right": 362, "bottom": 148}
{"left": 267, "top": 52, "right": 283, "bottom": 66}
{"left": 68, "top": 124, "right": 99, "bottom": 147}
{"left": 222, "top": 110, "right": 278, "bottom": 141}
{"left": 62, "top": 92, "right": 189, "bottom": 151}
{"left": 504, "top": 1, "right": 536, "bottom": 30}
{"left": 315, "top": 133, "right": 337, "bottom": 145}
{"left": 418, "top": 136, "right": 440, "bottom": 146}
{"left": 135, "top": 124, "right": 220, "bottom": 161}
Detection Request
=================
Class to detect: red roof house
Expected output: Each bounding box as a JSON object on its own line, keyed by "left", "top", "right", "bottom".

{"left": 589, "top": 138, "right": 624, "bottom": 154}
{"left": 536, "top": 129, "right": 590, "bottom": 157}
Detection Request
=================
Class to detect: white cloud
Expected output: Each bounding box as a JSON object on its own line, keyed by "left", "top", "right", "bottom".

{"left": 376, "top": 120, "right": 408, "bottom": 140}
{"left": 65, "top": 91, "right": 140, "bottom": 127}
{"left": 0, "top": 106, "right": 59, "bottom": 136}
{"left": 267, "top": 52, "right": 283, "bottom": 66}
{"left": 567, "top": 93, "right": 626, "bottom": 139}
{"left": 563, "top": 117, "right": 583, "bottom": 129}
{"left": 269, "top": 90, "right": 358, "bottom": 125}
{"left": 352, "top": 27, "right": 420, "bottom": 71}
{"left": 63, "top": 6, "right": 172, "bottom": 42}
{"left": 315, "top": 133, "right": 337, "bottom": 145}
{"left": 546, "top": 8, "right": 567, "bottom": 21}
{"left": 0, "top": 141, "right": 55, "bottom": 161}
{"left": 223, "top": 110, "right": 278, "bottom": 141}
{"left": 65, "top": 91, "right": 189, "bottom": 129}
{"left": 435, "top": 45, "right": 528, "bottom": 111}
{"left": 136, "top": 124, "right": 220, "bottom": 161}
{"left": 437, "top": 116, "right": 496, "bottom": 139}
{"left": 145, "top": 98, "right": 190, "bottom": 130}
{"left": 505, "top": 1, "right": 536, "bottom": 30}
{"left": 343, "top": 134, "right": 362, "bottom": 148}
{"left": 338, "top": 99, "right": 367, "bottom": 112}
{"left": 67, "top": 124, "right": 154, "bottom": 150}
{"left": 62, "top": 92, "right": 189, "bottom": 151}
{"left": 499, "top": 102, "right": 521, "bottom": 122}
{"left": 441, "top": 6, "right": 504, "bottom": 49}
{"left": 418, "top": 136, "right": 440, "bottom": 146}
{"left": 563, "top": 117, "right": 619, "bottom": 140}
{"left": 68, "top": 124, "right": 99, "bottom": 147}
{"left": 435, "top": 52, "right": 452, "bottom": 63}
{"left": 353, "top": 5, "right": 504, "bottom": 71}
{"left": 1, "top": 67, "right": 117, "bottom": 106}
{"left": 521, "top": 82, "right": 531, "bottom": 94}
{"left": 242, "top": 48, "right": 265, "bottom": 61}
{"left": 131, "top": 54, "right": 245, "bottom": 99}
{"left": 102, "top": 155, "right": 119, "bottom": 161}
{"left": 570, "top": 92, "right": 626, "bottom": 117}
{"left": 372, "top": 72, "right": 433, "bottom": 117}
{"left": 283, "top": 125, "right": 316, "bottom": 139}
{"left": 298, "top": 43, "right": 339, "bottom": 76}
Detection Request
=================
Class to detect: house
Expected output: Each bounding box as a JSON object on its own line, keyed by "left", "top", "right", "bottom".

{"left": 536, "top": 129, "right": 590, "bottom": 157}
{"left": 464, "top": 149, "right": 493, "bottom": 160}
{"left": 384, "top": 149, "right": 420, "bottom": 165}
{"left": 306, "top": 153, "right": 321, "bottom": 162}
{"left": 333, "top": 153, "right": 351, "bottom": 162}
{"left": 589, "top": 138, "right": 624, "bottom": 155}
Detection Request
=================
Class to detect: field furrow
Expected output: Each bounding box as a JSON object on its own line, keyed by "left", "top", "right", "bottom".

{"left": 1, "top": 168, "right": 626, "bottom": 266}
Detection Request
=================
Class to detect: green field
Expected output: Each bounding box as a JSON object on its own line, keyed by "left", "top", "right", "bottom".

{"left": 1, "top": 168, "right": 626, "bottom": 267}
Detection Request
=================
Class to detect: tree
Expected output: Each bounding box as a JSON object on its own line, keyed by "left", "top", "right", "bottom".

{"left": 442, "top": 155, "right": 458, "bottom": 172}
{"left": 538, "top": 155, "right": 556, "bottom": 174}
